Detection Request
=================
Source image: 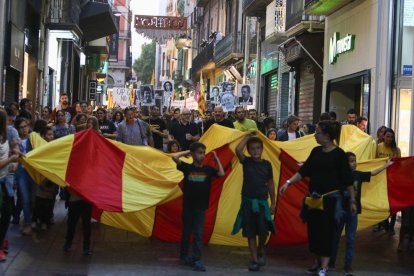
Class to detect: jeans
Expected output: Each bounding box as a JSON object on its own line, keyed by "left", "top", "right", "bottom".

{"left": 14, "top": 166, "right": 36, "bottom": 225}
{"left": 0, "top": 179, "right": 12, "bottom": 244}
{"left": 330, "top": 212, "right": 358, "bottom": 267}
{"left": 65, "top": 200, "right": 92, "bottom": 249}
{"left": 180, "top": 208, "right": 206, "bottom": 261}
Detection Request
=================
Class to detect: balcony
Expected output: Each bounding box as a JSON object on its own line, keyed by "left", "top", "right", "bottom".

{"left": 305, "top": 0, "right": 354, "bottom": 15}
{"left": 214, "top": 34, "right": 243, "bottom": 67}
{"left": 191, "top": 41, "right": 215, "bottom": 77}
{"left": 47, "top": 0, "right": 82, "bottom": 38}
{"left": 243, "top": 0, "right": 274, "bottom": 17}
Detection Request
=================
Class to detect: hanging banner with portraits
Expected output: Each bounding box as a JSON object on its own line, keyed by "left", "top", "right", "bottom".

{"left": 162, "top": 80, "right": 174, "bottom": 108}
{"left": 139, "top": 85, "right": 155, "bottom": 106}
{"left": 238, "top": 84, "right": 254, "bottom": 106}
{"left": 209, "top": 86, "right": 220, "bottom": 104}
{"left": 154, "top": 89, "right": 164, "bottom": 110}
{"left": 219, "top": 82, "right": 236, "bottom": 112}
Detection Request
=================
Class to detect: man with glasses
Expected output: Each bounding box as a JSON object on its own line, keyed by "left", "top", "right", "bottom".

{"left": 169, "top": 108, "right": 200, "bottom": 151}
{"left": 96, "top": 108, "right": 117, "bottom": 139}
{"left": 233, "top": 106, "right": 257, "bottom": 132}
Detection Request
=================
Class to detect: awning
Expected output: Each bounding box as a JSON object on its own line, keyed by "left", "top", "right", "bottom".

{"left": 80, "top": 1, "right": 118, "bottom": 42}
{"left": 85, "top": 37, "right": 109, "bottom": 55}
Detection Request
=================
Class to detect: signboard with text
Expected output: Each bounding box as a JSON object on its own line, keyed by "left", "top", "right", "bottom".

{"left": 134, "top": 15, "right": 187, "bottom": 30}
{"left": 329, "top": 32, "right": 355, "bottom": 64}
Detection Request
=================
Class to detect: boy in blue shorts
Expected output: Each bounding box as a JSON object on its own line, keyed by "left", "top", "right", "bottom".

{"left": 173, "top": 142, "right": 224, "bottom": 271}
{"left": 232, "top": 133, "right": 276, "bottom": 271}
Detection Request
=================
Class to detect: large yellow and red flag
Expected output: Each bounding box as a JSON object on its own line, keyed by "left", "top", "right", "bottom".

{"left": 22, "top": 125, "right": 414, "bottom": 246}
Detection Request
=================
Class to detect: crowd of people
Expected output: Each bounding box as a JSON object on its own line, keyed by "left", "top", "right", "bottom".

{"left": 0, "top": 94, "right": 411, "bottom": 276}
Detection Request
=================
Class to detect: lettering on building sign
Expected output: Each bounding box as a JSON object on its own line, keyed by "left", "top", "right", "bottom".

{"left": 329, "top": 32, "right": 355, "bottom": 64}
{"left": 134, "top": 15, "right": 187, "bottom": 30}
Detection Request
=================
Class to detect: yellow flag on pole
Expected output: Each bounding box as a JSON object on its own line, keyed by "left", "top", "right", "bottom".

{"left": 198, "top": 72, "right": 206, "bottom": 115}
{"left": 150, "top": 69, "right": 155, "bottom": 85}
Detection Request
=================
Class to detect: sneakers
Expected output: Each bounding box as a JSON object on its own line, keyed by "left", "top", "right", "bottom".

{"left": 248, "top": 262, "right": 260, "bottom": 272}
{"left": 257, "top": 253, "right": 266, "bottom": 266}
{"left": 0, "top": 250, "right": 6, "bottom": 262}
{"left": 193, "top": 260, "right": 206, "bottom": 272}
{"left": 1, "top": 240, "right": 9, "bottom": 254}
{"left": 344, "top": 265, "right": 354, "bottom": 276}
{"left": 318, "top": 268, "right": 328, "bottom": 276}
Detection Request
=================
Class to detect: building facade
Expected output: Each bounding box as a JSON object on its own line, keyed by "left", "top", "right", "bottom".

{"left": 307, "top": 0, "right": 414, "bottom": 155}
{"left": 107, "top": 0, "right": 132, "bottom": 89}
{"left": 0, "top": 0, "right": 118, "bottom": 110}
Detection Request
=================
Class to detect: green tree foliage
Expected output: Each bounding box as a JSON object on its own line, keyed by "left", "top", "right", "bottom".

{"left": 133, "top": 41, "right": 156, "bottom": 84}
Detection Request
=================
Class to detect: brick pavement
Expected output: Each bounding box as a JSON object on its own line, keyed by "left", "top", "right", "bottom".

{"left": 0, "top": 200, "right": 413, "bottom": 275}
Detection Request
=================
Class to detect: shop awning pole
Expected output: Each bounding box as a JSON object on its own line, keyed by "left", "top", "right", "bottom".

{"left": 294, "top": 38, "right": 323, "bottom": 71}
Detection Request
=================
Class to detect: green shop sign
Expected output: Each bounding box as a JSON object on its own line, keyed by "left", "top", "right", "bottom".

{"left": 329, "top": 32, "right": 355, "bottom": 64}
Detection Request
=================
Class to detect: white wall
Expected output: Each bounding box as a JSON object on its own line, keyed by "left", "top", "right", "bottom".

{"left": 322, "top": 0, "right": 392, "bottom": 132}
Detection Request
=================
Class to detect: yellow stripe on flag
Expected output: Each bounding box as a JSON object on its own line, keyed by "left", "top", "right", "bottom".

{"left": 101, "top": 208, "right": 156, "bottom": 237}
{"left": 22, "top": 133, "right": 74, "bottom": 187}
{"left": 356, "top": 158, "right": 390, "bottom": 230}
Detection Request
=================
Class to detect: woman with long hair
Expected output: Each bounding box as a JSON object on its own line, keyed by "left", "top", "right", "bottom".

{"left": 86, "top": 116, "right": 100, "bottom": 133}
{"left": 74, "top": 113, "right": 88, "bottom": 132}
{"left": 41, "top": 106, "right": 54, "bottom": 125}
{"left": 279, "top": 120, "right": 355, "bottom": 276}
{"left": 52, "top": 110, "right": 75, "bottom": 139}
{"left": 63, "top": 114, "right": 95, "bottom": 256}
{"left": 112, "top": 110, "right": 124, "bottom": 130}
{"left": 266, "top": 128, "right": 277, "bottom": 141}
{"left": 373, "top": 128, "right": 401, "bottom": 235}
{"left": 376, "top": 126, "right": 387, "bottom": 144}
{"left": 0, "top": 110, "right": 20, "bottom": 260}
{"left": 14, "top": 117, "right": 36, "bottom": 236}
{"left": 167, "top": 140, "right": 181, "bottom": 153}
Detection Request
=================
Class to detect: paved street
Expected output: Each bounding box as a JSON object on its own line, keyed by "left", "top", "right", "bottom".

{"left": 0, "top": 200, "right": 412, "bottom": 275}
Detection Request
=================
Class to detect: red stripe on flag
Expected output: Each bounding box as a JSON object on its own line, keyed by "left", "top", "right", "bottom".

{"left": 268, "top": 150, "right": 308, "bottom": 245}
{"left": 152, "top": 145, "right": 234, "bottom": 243}
{"left": 387, "top": 157, "right": 414, "bottom": 214}
{"left": 66, "top": 130, "right": 125, "bottom": 212}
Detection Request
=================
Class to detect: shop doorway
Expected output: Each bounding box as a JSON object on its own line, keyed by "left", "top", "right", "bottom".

{"left": 326, "top": 70, "right": 370, "bottom": 123}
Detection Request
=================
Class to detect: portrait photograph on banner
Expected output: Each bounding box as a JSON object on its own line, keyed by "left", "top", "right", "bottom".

{"left": 238, "top": 84, "right": 254, "bottom": 105}
{"left": 154, "top": 89, "right": 164, "bottom": 110}
{"left": 209, "top": 86, "right": 220, "bottom": 104}
{"left": 219, "top": 82, "right": 236, "bottom": 112}
{"left": 139, "top": 85, "right": 155, "bottom": 106}
{"left": 162, "top": 80, "right": 174, "bottom": 107}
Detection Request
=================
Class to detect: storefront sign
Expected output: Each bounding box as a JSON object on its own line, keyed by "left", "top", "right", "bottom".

{"left": 134, "top": 15, "right": 187, "bottom": 30}
{"left": 329, "top": 32, "right": 355, "bottom": 64}
{"left": 403, "top": 65, "right": 412, "bottom": 76}
{"left": 10, "top": 24, "right": 24, "bottom": 72}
